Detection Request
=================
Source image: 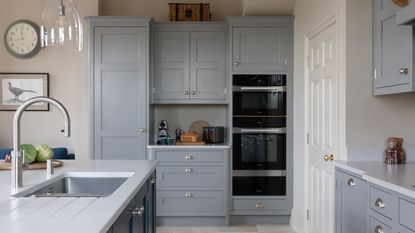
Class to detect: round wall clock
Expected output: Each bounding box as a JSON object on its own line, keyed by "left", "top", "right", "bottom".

{"left": 4, "top": 19, "right": 41, "bottom": 59}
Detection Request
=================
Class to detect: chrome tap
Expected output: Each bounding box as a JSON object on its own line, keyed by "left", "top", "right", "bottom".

{"left": 11, "top": 97, "right": 70, "bottom": 193}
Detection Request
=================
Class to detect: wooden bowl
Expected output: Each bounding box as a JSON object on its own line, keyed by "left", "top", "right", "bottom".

{"left": 392, "top": 0, "right": 408, "bottom": 7}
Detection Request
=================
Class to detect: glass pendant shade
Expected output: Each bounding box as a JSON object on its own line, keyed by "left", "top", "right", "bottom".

{"left": 41, "top": 0, "right": 83, "bottom": 51}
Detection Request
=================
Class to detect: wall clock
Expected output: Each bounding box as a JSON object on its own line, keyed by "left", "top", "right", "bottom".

{"left": 3, "top": 19, "right": 41, "bottom": 59}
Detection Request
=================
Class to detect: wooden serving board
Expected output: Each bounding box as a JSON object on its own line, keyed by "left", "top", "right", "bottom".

{"left": 175, "top": 141, "right": 206, "bottom": 145}
{"left": 0, "top": 160, "right": 64, "bottom": 170}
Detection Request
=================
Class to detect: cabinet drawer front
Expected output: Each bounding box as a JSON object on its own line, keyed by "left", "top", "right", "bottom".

{"left": 336, "top": 170, "right": 366, "bottom": 193}
{"left": 370, "top": 186, "right": 394, "bottom": 219}
{"left": 154, "top": 150, "right": 223, "bottom": 163}
{"left": 157, "top": 166, "right": 223, "bottom": 187}
{"left": 157, "top": 191, "right": 223, "bottom": 212}
{"left": 399, "top": 198, "right": 415, "bottom": 231}
{"left": 369, "top": 217, "right": 392, "bottom": 233}
{"left": 232, "top": 199, "right": 287, "bottom": 211}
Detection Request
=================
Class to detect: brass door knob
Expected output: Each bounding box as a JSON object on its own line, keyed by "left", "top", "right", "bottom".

{"left": 323, "top": 154, "right": 334, "bottom": 161}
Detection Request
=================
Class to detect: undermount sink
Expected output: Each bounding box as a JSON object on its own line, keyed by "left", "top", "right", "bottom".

{"left": 13, "top": 172, "right": 132, "bottom": 197}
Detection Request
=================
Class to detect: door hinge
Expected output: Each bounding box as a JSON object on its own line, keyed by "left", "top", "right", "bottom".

{"left": 374, "top": 69, "right": 377, "bottom": 79}
{"left": 307, "top": 56, "right": 311, "bottom": 68}
{"left": 307, "top": 209, "right": 310, "bottom": 221}
{"left": 285, "top": 58, "right": 288, "bottom": 65}
{"left": 224, "top": 88, "right": 227, "bottom": 95}
{"left": 307, "top": 133, "right": 310, "bottom": 144}
{"left": 152, "top": 88, "right": 156, "bottom": 94}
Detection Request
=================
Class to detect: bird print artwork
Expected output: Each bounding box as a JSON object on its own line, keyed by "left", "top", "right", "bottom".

{"left": 8, "top": 82, "right": 38, "bottom": 101}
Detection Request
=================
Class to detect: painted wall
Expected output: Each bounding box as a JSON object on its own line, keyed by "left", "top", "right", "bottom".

{"left": 99, "top": 0, "right": 243, "bottom": 21}
{"left": 0, "top": 0, "right": 99, "bottom": 159}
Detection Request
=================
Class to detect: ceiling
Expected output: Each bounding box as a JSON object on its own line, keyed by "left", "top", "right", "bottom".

{"left": 242, "top": 0, "right": 295, "bottom": 16}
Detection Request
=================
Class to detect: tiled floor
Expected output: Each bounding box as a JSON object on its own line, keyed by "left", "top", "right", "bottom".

{"left": 157, "top": 224, "right": 296, "bottom": 233}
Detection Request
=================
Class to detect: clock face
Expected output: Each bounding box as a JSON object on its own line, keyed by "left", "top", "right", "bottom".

{"left": 4, "top": 20, "right": 41, "bottom": 59}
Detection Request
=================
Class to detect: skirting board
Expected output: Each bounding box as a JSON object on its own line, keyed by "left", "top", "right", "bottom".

{"left": 230, "top": 215, "right": 290, "bottom": 225}
{"left": 290, "top": 209, "right": 305, "bottom": 233}
{"left": 157, "top": 216, "right": 226, "bottom": 226}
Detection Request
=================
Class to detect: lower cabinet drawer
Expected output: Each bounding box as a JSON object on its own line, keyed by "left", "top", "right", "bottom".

{"left": 232, "top": 199, "right": 287, "bottom": 211}
{"left": 153, "top": 150, "right": 223, "bottom": 163}
{"left": 157, "top": 166, "right": 223, "bottom": 187}
{"left": 370, "top": 185, "right": 394, "bottom": 219}
{"left": 369, "top": 217, "right": 392, "bottom": 233}
{"left": 399, "top": 198, "right": 415, "bottom": 231}
{"left": 157, "top": 191, "right": 223, "bottom": 213}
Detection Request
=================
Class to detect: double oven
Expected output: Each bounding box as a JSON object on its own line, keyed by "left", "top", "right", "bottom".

{"left": 232, "top": 74, "right": 287, "bottom": 196}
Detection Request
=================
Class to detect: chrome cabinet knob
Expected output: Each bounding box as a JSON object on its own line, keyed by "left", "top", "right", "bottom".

{"left": 185, "top": 91, "right": 189, "bottom": 95}
{"left": 139, "top": 129, "right": 145, "bottom": 133}
{"left": 185, "top": 192, "right": 193, "bottom": 197}
{"left": 234, "top": 62, "right": 240, "bottom": 66}
{"left": 374, "top": 225, "right": 384, "bottom": 233}
{"left": 129, "top": 206, "right": 145, "bottom": 217}
{"left": 184, "top": 155, "right": 193, "bottom": 160}
{"left": 191, "top": 91, "right": 196, "bottom": 95}
{"left": 347, "top": 178, "right": 355, "bottom": 186}
{"left": 255, "top": 203, "right": 264, "bottom": 208}
{"left": 185, "top": 168, "right": 193, "bottom": 173}
{"left": 375, "top": 198, "right": 385, "bottom": 208}
{"left": 399, "top": 68, "right": 409, "bottom": 75}
{"left": 150, "top": 175, "right": 156, "bottom": 184}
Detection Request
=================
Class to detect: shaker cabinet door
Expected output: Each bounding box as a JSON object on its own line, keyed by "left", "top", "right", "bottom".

{"left": 93, "top": 26, "right": 147, "bottom": 160}
{"left": 190, "top": 31, "right": 227, "bottom": 102}
{"left": 232, "top": 27, "right": 287, "bottom": 73}
{"left": 153, "top": 31, "right": 190, "bottom": 102}
{"left": 373, "top": 0, "right": 414, "bottom": 95}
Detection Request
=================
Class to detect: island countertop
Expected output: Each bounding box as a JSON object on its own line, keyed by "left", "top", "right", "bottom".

{"left": 334, "top": 161, "right": 415, "bottom": 199}
{"left": 0, "top": 159, "right": 158, "bottom": 233}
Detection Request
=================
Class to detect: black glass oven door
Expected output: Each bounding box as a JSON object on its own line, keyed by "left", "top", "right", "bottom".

{"left": 233, "top": 131, "right": 286, "bottom": 170}
{"left": 233, "top": 90, "right": 286, "bottom": 116}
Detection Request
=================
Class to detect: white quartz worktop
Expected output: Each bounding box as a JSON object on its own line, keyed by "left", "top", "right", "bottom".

{"left": 0, "top": 160, "right": 158, "bottom": 233}
{"left": 147, "top": 144, "right": 231, "bottom": 149}
{"left": 335, "top": 161, "right": 415, "bottom": 199}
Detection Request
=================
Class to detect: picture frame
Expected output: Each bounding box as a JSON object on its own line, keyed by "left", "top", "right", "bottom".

{"left": 0, "top": 73, "right": 49, "bottom": 111}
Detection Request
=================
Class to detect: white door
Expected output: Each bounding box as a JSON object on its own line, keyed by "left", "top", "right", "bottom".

{"left": 307, "top": 22, "right": 339, "bottom": 233}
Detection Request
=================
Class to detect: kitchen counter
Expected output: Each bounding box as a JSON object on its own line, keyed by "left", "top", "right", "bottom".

{"left": 0, "top": 160, "right": 158, "bottom": 233}
{"left": 335, "top": 161, "right": 415, "bottom": 199}
{"left": 147, "top": 144, "right": 231, "bottom": 149}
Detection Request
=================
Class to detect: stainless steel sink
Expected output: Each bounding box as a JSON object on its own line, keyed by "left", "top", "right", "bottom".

{"left": 13, "top": 172, "right": 132, "bottom": 197}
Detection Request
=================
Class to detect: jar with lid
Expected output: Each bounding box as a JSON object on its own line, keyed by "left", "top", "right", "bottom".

{"left": 384, "top": 137, "right": 406, "bottom": 164}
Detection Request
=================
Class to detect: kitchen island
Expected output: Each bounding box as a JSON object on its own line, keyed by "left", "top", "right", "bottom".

{"left": 0, "top": 160, "right": 157, "bottom": 233}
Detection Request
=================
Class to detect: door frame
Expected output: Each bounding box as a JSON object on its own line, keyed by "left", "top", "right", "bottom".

{"left": 303, "top": 10, "right": 347, "bottom": 233}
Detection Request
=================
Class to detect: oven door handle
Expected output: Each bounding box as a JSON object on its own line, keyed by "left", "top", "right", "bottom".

{"left": 233, "top": 86, "right": 287, "bottom": 92}
{"left": 233, "top": 128, "right": 287, "bottom": 134}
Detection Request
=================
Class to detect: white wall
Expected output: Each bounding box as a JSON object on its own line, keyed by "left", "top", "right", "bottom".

{"left": 0, "top": 0, "right": 99, "bottom": 159}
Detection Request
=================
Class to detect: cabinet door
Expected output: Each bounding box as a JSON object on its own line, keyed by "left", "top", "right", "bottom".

{"left": 134, "top": 188, "right": 147, "bottom": 233}
{"left": 373, "top": 0, "right": 414, "bottom": 95}
{"left": 147, "top": 174, "right": 156, "bottom": 233}
{"left": 190, "top": 31, "right": 227, "bottom": 102}
{"left": 232, "top": 27, "right": 287, "bottom": 72}
{"left": 112, "top": 192, "right": 137, "bottom": 233}
{"left": 93, "top": 27, "right": 147, "bottom": 160}
{"left": 153, "top": 31, "right": 190, "bottom": 102}
{"left": 335, "top": 170, "right": 367, "bottom": 233}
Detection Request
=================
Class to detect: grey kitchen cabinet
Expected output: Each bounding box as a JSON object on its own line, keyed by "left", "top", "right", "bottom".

{"left": 88, "top": 17, "right": 150, "bottom": 160}
{"left": 373, "top": 0, "right": 415, "bottom": 95}
{"left": 147, "top": 147, "right": 230, "bottom": 224}
{"left": 152, "top": 23, "right": 227, "bottom": 104}
{"left": 111, "top": 172, "right": 155, "bottom": 233}
{"left": 335, "top": 169, "right": 367, "bottom": 233}
{"left": 227, "top": 16, "right": 293, "bottom": 74}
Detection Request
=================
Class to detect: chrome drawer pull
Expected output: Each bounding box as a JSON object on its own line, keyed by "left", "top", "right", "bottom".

{"left": 255, "top": 203, "right": 264, "bottom": 208}
{"left": 347, "top": 178, "right": 355, "bottom": 186}
{"left": 375, "top": 225, "right": 384, "bottom": 233}
{"left": 399, "top": 68, "right": 409, "bottom": 75}
{"left": 184, "top": 155, "right": 193, "bottom": 160}
{"left": 375, "top": 198, "right": 385, "bottom": 208}
{"left": 129, "top": 206, "right": 145, "bottom": 217}
{"left": 185, "top": 168, "right": 193, "bottom": 173}
{"left": 185, "top": 192, "right": 193, "bottom": 198}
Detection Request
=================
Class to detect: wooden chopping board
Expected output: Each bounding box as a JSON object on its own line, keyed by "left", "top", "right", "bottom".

{"left": 175, "top": 140, "right": 206, "bottom": 145}
{"left": 392, "top": 0, "right": 408, "bottom": 7}
{"left": 0, "top": 160, "right": 64, "bottom": 170}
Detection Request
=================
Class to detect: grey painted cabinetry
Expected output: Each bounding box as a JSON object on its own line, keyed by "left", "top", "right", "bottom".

{"left": 335, "top": 169, "right": 367, "bottom": 233}
{"left": 152, "top": 23, "right": 227, "bottom": 104}
{"left": 108, "top": 172, "right": 156, "bottom": 233}
{"left": 373, "top": 0, "right": 415, "bottom": 95}
{"left": 88, "top": 17, "right": 150, "bottom": 160}
{"left": 148, "top": 148, "right": 230, "bottom": 225}
{"left": 227, "top": 16, "right": 293, "bottom": 74}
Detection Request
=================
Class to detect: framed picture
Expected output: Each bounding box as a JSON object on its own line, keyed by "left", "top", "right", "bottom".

{"left": 0, "top": 73, "right": 49, "bottom": 111}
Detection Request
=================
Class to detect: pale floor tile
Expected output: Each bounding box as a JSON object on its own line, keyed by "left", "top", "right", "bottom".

{"left": 157, "top": 224, "right": 296, "bottom": 233}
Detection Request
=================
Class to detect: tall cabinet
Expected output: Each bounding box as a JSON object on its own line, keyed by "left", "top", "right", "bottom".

{"left": 88, "top": 17, "right": 151, "bottom": 160}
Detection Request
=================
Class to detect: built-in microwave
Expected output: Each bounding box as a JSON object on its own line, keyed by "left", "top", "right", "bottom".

{"left": 233, "top": 75, "right": 287, "bottom": 116}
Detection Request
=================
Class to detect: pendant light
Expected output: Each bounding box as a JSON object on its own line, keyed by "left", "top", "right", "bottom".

{"left": 40, "top": 0, "right": 83, "bottom": 51}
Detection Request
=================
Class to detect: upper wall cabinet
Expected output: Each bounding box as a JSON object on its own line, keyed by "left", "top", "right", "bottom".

{"left": 88, "top": 17, "right": 150, "bottom": 160}
{"left": 227, "top": 16, "right": 293, "bottom": 74}
{"left": 373, "top": 0, "right": 415, "bottom": 95}
{"left": 152, "top": 23, "right": 227, "bottom": 104}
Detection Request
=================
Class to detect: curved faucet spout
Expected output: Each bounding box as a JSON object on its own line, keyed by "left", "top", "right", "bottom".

{"left": 11, "top": 96, "right": 71, "bottom": 191}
